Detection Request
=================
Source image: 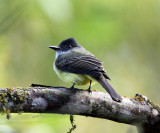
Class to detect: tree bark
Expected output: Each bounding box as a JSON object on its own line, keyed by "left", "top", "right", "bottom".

{"left": 0, "top": 87, "right": 159, "bottom": 133}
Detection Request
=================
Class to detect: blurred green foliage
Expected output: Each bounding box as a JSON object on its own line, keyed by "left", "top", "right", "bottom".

{"left": 0, "top": 0, "right": 160, "bottom": 133}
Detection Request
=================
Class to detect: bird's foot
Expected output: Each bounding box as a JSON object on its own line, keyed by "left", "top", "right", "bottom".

{"left": 70, "top": 82, "right": 77, "bottom": 89}
{"left": 87, "top": 80, "right": 92, "bottom": 93}
{"left": 87, "top": 86, "right": 92, "bottom": 93}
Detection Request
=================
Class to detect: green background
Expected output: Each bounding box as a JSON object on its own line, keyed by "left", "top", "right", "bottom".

{"left": 0, "top": 0, "right": 160, "bottom": 133}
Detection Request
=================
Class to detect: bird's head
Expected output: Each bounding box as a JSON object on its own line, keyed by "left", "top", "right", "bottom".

{"left": 49, "top": 38, "right": 81, "bottom": 52}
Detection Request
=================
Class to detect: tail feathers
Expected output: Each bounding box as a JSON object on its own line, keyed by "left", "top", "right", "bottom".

{"left": 97, "top": 78, "right": 122, "bottom": 102}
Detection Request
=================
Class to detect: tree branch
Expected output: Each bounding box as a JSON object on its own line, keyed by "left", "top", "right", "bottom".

{"left": 0, "top": 87, "right": 159, "bottom": 133}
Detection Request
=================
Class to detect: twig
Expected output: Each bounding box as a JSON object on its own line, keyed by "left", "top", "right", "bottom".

{"left": 67, "top": 115, "right": 76, "bottom": 133}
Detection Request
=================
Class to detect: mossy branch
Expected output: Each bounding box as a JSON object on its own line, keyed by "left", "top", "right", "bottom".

{"left": 0, "top": 87, "right": 160, "bottom": 133}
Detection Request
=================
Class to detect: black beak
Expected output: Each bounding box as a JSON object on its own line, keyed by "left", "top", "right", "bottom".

{"left": 48, "top": 46, "right": 61, "bottom": 51}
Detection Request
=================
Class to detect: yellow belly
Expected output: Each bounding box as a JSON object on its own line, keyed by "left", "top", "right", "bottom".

{"left": 54, "top": 64, "right": 95, "bottom": 85}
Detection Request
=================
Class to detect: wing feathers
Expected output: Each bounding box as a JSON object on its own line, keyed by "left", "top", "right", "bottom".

{"left": 56, "top": 54, "right": 110, "bottom": 79}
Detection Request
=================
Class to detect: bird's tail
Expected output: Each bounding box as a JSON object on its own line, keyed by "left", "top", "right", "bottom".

{"left": 97, "top": 77, "right": 122, "bottom": 102}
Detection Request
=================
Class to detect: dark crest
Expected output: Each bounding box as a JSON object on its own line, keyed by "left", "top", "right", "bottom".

{"left": 58, "top": 38, "right": 80, "bottom": 51}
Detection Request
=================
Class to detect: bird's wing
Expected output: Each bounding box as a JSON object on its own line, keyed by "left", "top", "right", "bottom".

{"left": 55, "top": 54, "right": 110, "bottom": 80}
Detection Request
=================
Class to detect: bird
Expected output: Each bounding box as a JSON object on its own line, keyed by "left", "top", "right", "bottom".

{"left": 49, "top": 38, "right": 122, "bottom": 102}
